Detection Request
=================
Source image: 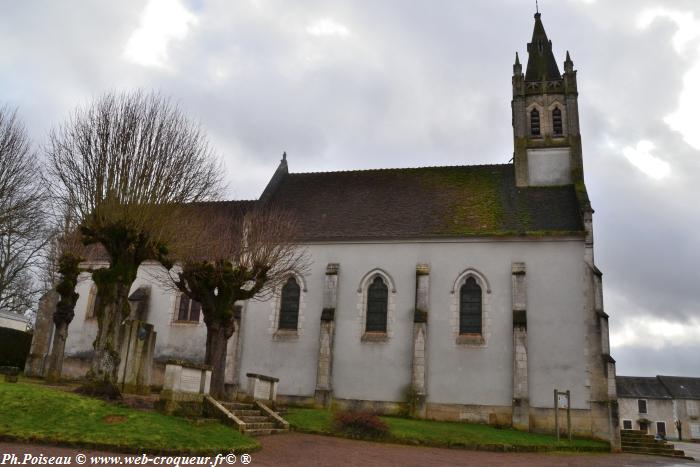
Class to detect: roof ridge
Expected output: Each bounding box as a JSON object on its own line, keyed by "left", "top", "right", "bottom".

{"left": 288, "top": 163, "right": 513, "bottom": 176}
{"left": 194, "top": 199, "right": 258, "bottom": 203}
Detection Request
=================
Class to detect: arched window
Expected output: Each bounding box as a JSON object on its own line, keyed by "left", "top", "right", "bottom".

{"left": 365, "top": 276, "right": 388, "bottom": 333}
{"left": 459, "top": 277, "right": 482, "bottom": 334}
{"left": 530, "top": 108, "right": 540, "bottom": 136}
{"left": 552, "top": 107, "right": 563, "bottom": 135}
{"left": 278, "top": 277, "right": 301, "bottom": 330}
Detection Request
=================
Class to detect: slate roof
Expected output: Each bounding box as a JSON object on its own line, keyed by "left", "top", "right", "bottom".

{"left": 525, "top": 13, "right": 562, "bottom": 82}
{"left": 616, "top": 376, "right": 672, "bottom": 400}
{"left": 658, "top": 376, "right": 700, "bottom": 400}
{"left": 82, "top": 162, "right": 586, "bottom": 262}
{"left": 262, "top": 164, "right": 585, "bottom": 242}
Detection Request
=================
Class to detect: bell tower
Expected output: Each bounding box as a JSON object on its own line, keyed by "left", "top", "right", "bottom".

{"left": 512, "top": 12, "right": 583, "bottom": 187}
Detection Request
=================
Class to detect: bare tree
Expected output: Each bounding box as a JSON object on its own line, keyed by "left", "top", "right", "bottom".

{"left": 0, "top": 106, "right": 49, "bottom": 315}
{"left": 45, "top": 91, "right": 222, "bottom": 388}
{"left": 168, "top": 204, "right": 308, "bottom": 398}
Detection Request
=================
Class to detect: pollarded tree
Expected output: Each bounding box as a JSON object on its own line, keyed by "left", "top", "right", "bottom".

{"left": 45, "top": 91, "right": 222, "bottom": 387}
{"left": 168, "top": 204, "right": 308, "bottom": 398}
{"left": 45, "top": 225, "right": 87, "bottom": 382}
{"left": 0, "top": 106, "right": 49, "bottom": 315}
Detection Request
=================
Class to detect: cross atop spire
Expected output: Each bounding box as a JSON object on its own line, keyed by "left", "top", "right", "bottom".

{"left": 525, "top": 12, "right": 561, "bottom": 81}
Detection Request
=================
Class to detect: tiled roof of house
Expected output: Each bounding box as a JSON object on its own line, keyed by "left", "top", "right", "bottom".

{"left": 263, "top": 164, "right": 585, "bottom": 241}
{"left": 616, "top": 376, "right": 672, "bottom": 399}
{"left": 658, "top": 376, "right": 700, "bottom": 400}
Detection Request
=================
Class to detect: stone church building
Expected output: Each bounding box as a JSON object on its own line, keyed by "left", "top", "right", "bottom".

{"left": 52, "top": 13, "right": 618, "bottom": 442}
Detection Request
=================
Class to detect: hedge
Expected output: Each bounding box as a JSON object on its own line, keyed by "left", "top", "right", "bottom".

{"left": 0, "top": 327, "right": 32, "bottom": 368}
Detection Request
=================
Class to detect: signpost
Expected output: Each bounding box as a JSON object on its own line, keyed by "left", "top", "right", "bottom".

{"left": 554, "top": 389, "right": 572, "bottom": 441}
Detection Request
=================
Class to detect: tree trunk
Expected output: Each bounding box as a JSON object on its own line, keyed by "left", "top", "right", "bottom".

{"left": 207, "top": 319, "right": 235, "bottom": 399}
{"left": 46, "top": 321, "right": 68, "bottom": 382}
{"left": 89, "top": 284, "right": 130, "bottom": 383}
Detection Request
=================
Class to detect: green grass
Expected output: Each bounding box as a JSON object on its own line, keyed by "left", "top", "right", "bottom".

{"left": 0, "top": 381, "right": 259, "bottom": 455}
{"left": 285, "top": 408, "right": 609, "bottom": 452}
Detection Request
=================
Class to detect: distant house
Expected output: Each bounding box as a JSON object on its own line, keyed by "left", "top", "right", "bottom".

{"left": 617, "top": 375, "right": 700, "bottom": 440}
{"left": 0, "top": 311, "right": 31, "bottom": 332}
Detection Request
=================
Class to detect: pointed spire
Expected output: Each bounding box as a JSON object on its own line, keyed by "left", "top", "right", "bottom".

{"left": 513, "top": 52, "right": 522, "bottom": 75}
{"left": 525, "top": 12, "right": 561, "bottom": 81}
{"left": 282, "top": 151, "right": 287, "bottom": 161}
{"left": 564, "top": 50, "right": 574, "bottom": 73}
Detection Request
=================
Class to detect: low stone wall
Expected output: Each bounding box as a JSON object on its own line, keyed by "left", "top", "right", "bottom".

{"left": 426, "top": 402, "right": 512, "bottom": 426}
{"left": 61, "top": 355, "right": 91, "bottom": 380}
{"left": 62, "top": 354, "right": 168, "bottom": 387}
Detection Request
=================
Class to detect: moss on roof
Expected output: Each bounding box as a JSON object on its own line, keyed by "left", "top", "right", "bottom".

{"left": 265, "top": 164, "right": 585, "bottom": 241}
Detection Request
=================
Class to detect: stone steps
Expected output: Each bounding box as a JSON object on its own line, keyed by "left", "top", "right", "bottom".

{"left": 244, "top": 428, "right": 288, "bottom": 436}
{"left": 244, "top": 422, "right": 276, "bottom": 430}
{"left": 232, "top": 409, "right": 261, "bottom": 417}
{"left": 208, "top": 397, "right": 289, "bottom": 436}
{"left": 221, "top": 402, "right": 255, "bottom": 411}
{"left": 620, "top": 430, "right": 691, "bottom": 460}
{"left": 239, "top": 415, "right": 272, "bottom": 423}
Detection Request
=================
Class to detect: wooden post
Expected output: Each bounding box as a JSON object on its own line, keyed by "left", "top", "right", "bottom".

{"left": 555, "top": 389, "right": 559, "bottom": 441}
{"left": 567, "top": 390, "right": 572, "bottom": 441}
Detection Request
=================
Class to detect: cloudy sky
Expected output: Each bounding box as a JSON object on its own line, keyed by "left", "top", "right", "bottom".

{"left": 1, "top": 0, "right": 698, "bottom": 377}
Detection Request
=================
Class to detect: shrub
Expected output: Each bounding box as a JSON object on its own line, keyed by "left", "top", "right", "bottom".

{"left": 333, "top": 410, "right": 389, "bottom": 439}
{"left": 0, "top": 327, "right": 32, "bottom": 367}
{"left": 74, "top": 380, "right": 122, "bottom": 400}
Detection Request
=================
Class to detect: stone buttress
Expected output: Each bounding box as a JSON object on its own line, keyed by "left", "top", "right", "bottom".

{"left": 315, "top": 263, "right": 339, "bottom": 407}
{"left": 511, "top": 262, "right": 529, "bottom": 430}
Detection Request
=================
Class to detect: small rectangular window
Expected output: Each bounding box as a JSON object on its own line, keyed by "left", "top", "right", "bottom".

{"left": 176, "top": 295, "right": 201, "bottom": 322}
{"left": 638, "top": 399, "right": 647, "bottom": 414}
{"left": 622, "top": 420, "right": 633, "bottom": 430}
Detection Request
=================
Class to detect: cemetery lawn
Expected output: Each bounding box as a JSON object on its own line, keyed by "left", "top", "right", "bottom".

{"left": 285, "top": 408, "right": 610, "bottom": 452}
{"left": 0, "top": 381, "right": 259, "bottom": 455}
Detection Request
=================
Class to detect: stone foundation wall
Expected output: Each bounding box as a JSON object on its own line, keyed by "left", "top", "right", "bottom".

{"left": 426, "top": 402, "right": 513, "bottom": 426}
{"left": 61, "top": 354, "right": 167, "bottom": 389}
{"left": 278, "top": 393, "right": 612, "bottom": 442}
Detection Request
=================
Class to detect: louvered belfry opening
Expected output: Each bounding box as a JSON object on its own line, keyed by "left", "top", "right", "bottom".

{"left": 553, "top": 107, "right": 563, "bottom": 135}
{"left": 530, "top": 108, "right": 540, "bottom": 136}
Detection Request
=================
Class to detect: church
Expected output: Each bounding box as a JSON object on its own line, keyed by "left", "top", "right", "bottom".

{"left": 57, "top": 12, "right": 618, "bottom": 443}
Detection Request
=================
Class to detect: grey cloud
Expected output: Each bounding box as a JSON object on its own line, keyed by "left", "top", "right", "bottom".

{"left": 2, "top": 0, "right": 699, "bottom": 376}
